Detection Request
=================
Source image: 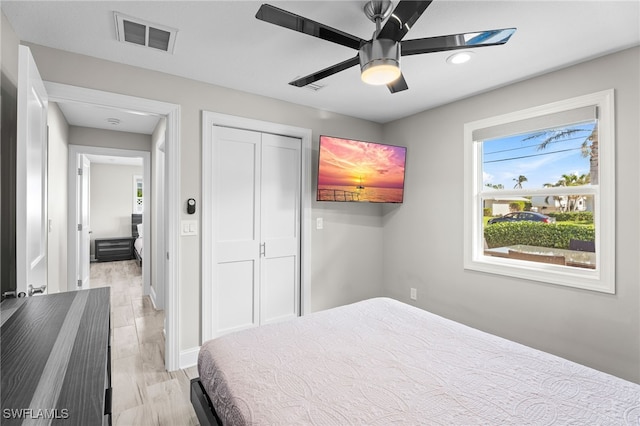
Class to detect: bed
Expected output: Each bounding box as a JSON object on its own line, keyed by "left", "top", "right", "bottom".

{"left": 192, "top": 297, "right": 640, "bottom": 425}
{"left": 131, "top": 213, "right": 143, "bottom": 267}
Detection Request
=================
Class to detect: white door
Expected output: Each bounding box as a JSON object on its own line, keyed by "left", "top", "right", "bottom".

{"left": 77, "top": 154, "right": 91, "bottom": 288}
{"left": 212, "top": 127, "right": 261, "bottom": 335}
{"left": 209, "top": 126, "right": 301, "bottom": 337}
{"left": 16, "top": 45, "right": 48, "bottom": 297}
{"left": 154, "top": 141, "right": 166, "bottom": 309}
{"left": 260, "top": 134, "right": 300, "bottom": 325}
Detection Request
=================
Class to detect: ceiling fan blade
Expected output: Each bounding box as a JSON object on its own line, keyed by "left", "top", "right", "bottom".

{"left": 289, "top": 56, "right": 360, "bottom": 88}
{"left": 401, "top": 28, "right": 517, "bottom": 56}
{"left": 256, "top": 4, "right": 365, "bottom": 50}
{"left": 377, "top": 1, "right": 433, "bottom": 42}
{"left": 387, "top": 73, "right": 408, "bottom": 93}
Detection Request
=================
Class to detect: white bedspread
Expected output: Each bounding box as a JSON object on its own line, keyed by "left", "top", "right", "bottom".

{"left": 198, "top": 297, "right": 640, "bottom": 425}
{"left": 134, "top": 238, "right": 143, "bottom": 258}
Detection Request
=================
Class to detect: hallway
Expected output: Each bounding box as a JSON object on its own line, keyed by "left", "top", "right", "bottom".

{"left": 90, "top": 260, "right": 199, "bottom": 425}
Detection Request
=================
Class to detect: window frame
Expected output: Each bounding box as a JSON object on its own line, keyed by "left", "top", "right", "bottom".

{"left": 463, "top": 90, "right": 615, "bottom": 293}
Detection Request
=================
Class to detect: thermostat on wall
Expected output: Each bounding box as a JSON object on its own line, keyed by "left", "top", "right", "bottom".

{"left": 187, "top": 198, "right": 196, "bottom": 214}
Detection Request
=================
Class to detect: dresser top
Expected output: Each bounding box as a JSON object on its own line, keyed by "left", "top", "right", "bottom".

{"left": 1, "top": 288, "right": 110, "bottom": 425}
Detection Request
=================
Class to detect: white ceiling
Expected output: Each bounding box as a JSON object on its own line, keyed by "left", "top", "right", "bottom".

{"left": 3, "top": 0, "right": 639, "bottom": 128}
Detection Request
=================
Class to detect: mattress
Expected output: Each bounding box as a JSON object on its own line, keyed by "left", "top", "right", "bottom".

{"left": 134, "top": 238, "right": 143, "bottom": 258}
{"left": 198, "top": 297, "right": 640, "bottom": 425}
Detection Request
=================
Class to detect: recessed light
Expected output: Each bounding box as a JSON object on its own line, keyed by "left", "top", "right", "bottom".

{"left": 446, "top": 51, "right": 474, "bottom": 65}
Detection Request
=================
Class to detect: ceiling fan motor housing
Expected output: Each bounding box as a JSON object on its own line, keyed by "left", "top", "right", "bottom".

{"left": 359, "top": 38, "right": 401, "bottom": 85}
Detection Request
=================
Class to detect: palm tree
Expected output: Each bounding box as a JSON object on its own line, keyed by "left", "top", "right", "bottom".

{"left": 513, "top": 175, "right": 528, "bottom": 189}
{"left": 543, "top": 173, "right": 590, "bottom": 211}
{"left": 524, "top": 126, "right": 598, "bottom": 184}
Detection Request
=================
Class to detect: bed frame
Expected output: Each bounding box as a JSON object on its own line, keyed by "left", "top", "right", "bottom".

{"left": 190, "top": 378, "right": 221, "bottom": 426}
{"left": 131, "top": 214, "right": 142, "bottom": 267}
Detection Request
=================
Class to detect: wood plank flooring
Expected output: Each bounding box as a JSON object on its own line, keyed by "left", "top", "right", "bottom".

{"left": 90, "top": 260, "right": 199, "bottom": 426}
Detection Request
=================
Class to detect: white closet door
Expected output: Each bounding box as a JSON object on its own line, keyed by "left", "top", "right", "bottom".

{"left": 260, "top": 134, "right": 300, "bottom": 325}
{"left": 208, "top": 126, "right": 302, "bottom": 338}
{"left": 212, "top": 126, "right": 261, "bottom": 336}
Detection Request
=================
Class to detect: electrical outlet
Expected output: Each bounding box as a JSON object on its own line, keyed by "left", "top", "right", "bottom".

{"left": 410, "top": 288, "right": 417, "bottom": 300}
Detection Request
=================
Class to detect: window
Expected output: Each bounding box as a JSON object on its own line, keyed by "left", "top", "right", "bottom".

{"left": 464, "top": 90, "right": 615, "bottom": 293}
{"left": 133, "top": 175, "right": 143, "bottom": 214}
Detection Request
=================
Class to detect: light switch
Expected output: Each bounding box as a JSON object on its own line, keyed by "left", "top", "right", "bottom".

{"left": 316, "top": 217, "right": 323, "bottom": 230}
{"left": 181, "top": 220, "right": 198, "bottom": 236}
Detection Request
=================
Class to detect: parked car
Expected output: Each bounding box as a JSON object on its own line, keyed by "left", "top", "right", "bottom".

{"left": 488, "top": 211, "right": 555, "bottom": 224}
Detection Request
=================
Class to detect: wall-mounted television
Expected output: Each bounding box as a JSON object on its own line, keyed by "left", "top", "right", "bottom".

{"left": 317, "top": 135, "right": 407, "bottom": 203}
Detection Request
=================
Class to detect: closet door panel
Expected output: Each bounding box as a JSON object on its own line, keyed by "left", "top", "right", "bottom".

{"left": 262, "top": 256, "right": 296, "bottom": 323}
{"left": 216, "top": 137, "right": 259, "bottom": 242}
{"left": 211, "top": 126, "right": 261, "bottom": 336}
{"left": 260, "top": 134, "right": 300, "bottom": 325}
{"left": 217, "top": 260, "right": 256, "bottom": 333}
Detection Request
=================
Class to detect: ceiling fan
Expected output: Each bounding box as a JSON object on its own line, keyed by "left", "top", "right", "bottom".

{"left": 255, "top": 0, "right": 516, "bottom": 93}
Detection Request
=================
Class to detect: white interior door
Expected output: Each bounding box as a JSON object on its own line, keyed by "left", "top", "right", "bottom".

{"left": 155, "top": 142, "right": 165, "bottom": 309}
{"left": 212, "top": 126, "right": 261, "bottom": 336}
{"left": 260, "top": 134, "right": 300, "bottom": 325}
{"left": 16, "top": 45, "right": 48, "bottom": 297}
{"left": 77, "top": 154, "right": 91, "bottom": 287}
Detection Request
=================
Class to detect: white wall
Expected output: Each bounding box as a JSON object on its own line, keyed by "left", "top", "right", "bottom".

{"left": 382, "top": 47, "right": 640, "bottom": 383}
{"left": 47, "top": 102, "right": 69, "bottom": 293}
{"left": 90, "top": 163, "right": 143, "bottom": 256}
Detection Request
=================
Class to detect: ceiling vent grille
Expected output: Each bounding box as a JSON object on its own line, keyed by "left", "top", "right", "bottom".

{"left": 114, "top": 12, "right": 178, "bottom": 54}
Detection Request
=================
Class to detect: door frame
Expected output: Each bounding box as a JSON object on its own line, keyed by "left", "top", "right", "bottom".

{"left": 46, "top": 82, "right": 182, "bottom": 371}
{"left": 200, "top": 111, "right": 312, "bottom": 342}
{"left": 68, "top": 145, "right": 151, "bottom": 293}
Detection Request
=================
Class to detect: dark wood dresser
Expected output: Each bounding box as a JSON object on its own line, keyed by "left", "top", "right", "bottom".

{"left": 1, "top": 288, "right": 112, "bottom": 425}
{"left": 95, "top": 237, "right": 135, "bottom": 262}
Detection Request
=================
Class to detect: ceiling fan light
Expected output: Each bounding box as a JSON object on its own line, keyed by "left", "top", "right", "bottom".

{"left": 446, "top": 51, "right": 474, "bottom": 65}
{"left": 361, "top": 60, "right": 401, "bottom": 85}
{"left": 360, "top": 38, "right": 401, "bottom": 86}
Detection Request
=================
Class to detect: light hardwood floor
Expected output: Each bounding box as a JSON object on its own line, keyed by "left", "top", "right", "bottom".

{"left": 90, "top": 260, "right": 200, "bottom": 426}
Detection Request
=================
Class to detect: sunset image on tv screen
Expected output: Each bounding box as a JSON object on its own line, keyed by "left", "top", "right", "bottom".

{"left": 317, "top": 136, "right": 406, "bottom": 203}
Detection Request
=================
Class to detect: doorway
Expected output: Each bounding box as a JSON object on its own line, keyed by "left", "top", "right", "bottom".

{"left": 68, "top": 145, "right": 151, "bottom": 296}
{"left": 45, "top": 81, "right": 182, "bottom": 371}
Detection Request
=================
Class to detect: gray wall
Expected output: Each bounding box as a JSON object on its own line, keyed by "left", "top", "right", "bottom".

{"left": 382, "top": 47, "right": 640, "bottom": 382}
{"left": 3, "top": 10, "right": 638, "bottom": 382}
{"left": 20, "top": 42, "right": 386, "bottom": 353}
{"left": 70, "top": 126, "right": 152, "bottom": 152}
{"left": 89, "top": 163, "right": 144, "bottom": 256}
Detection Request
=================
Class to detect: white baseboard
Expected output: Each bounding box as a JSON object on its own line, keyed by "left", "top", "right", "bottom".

{"left": 179, "top": 347, "right": 200, "bottom": 370}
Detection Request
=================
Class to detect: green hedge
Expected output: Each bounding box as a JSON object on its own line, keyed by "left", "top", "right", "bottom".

{"left": 484, "top": 222, "right": 595, "bottom": 249}
{"left": 546, "top": 211, "right": 593, "bottom": 223}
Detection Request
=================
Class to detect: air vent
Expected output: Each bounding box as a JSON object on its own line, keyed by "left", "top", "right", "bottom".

{"left": 114, "top": 12, "right": 177, "bottom": 54}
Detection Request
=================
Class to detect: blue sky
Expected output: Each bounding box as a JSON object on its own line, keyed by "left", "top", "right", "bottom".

{"left": 482, "top": 121, "right": 596, "bottom": 189}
